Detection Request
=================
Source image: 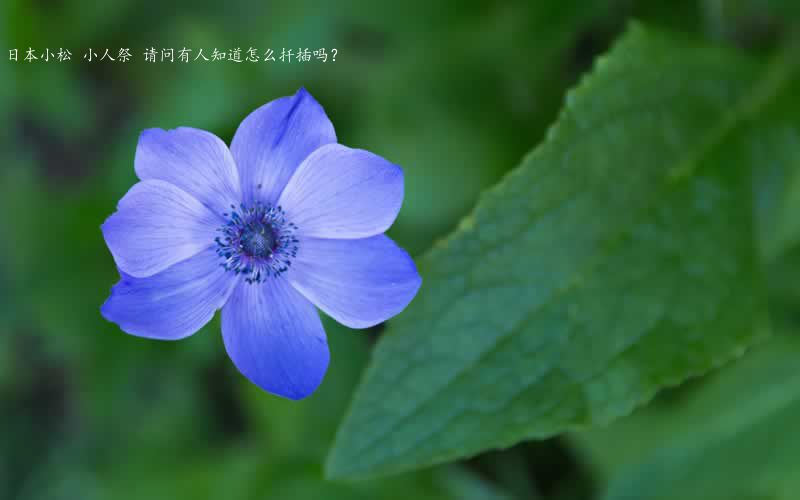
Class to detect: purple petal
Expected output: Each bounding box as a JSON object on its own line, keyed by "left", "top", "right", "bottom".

{"left": 221, "top": 278, "right": 329, "bottom": 400}
{"left": 288, "top": 235, "right": 421, "bottom": 329}
{"left": 101, "top": 248, "right": 238, "bottom": 340}
{"left": 230, "top": 88, "right": 336, "bottom": 205}
{"left": 278, "top": 144, "right": 404, "bottom": 239}
{"left": 135, "top": 127, "right": 241, "bottom": 217}
{"left": 101, "top": 180, "right": 221, "bottom": 278}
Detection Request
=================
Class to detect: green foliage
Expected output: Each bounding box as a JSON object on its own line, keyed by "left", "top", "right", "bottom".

{"left": 589, "top": 331, "right": 800, "bottom": 500}
{"left": 8, "top": 0, "right": 800, "bottom": 498}
{"left": 326, "top": 24, "right": 789, "bottom": 479}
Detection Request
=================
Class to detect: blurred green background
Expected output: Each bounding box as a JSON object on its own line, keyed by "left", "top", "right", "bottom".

{"left": 3, "top": 1, "right": 800, "bottom": 499}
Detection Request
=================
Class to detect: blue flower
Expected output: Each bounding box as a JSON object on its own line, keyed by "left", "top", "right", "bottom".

{"left": 101, "top": 88, "right": 421, "bottom": 400}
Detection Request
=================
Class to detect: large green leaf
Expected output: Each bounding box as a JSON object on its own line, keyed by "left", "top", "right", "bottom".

{"left": 326, "top": 24, "right": 778, "bottom": 479}
{"left": 600, "top": 331, "right": 800, "bottom": 500}
{"left": 754, "top": 115, "right": 800, "bottom": 259}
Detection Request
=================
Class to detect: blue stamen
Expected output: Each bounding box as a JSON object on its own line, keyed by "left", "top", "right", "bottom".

{"left": 214, "top": 202, "right": 299, "bottom": 284}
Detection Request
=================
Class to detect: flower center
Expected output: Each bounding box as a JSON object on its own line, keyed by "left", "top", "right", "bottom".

{"left": 215, "top": 203, "right": 298, "bottom": 284}
{"left": 241, "top": 222, "right": 276, "bottom": 259}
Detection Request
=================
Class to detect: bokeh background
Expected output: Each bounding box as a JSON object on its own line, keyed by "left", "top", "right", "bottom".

{"left": 2, "top": 1, "right": 798, "bottom": 499}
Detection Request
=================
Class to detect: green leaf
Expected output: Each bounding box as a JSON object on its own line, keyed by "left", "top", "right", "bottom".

{"left": 754, "top": 117, "right": 800, "bottom": 259}
{"left": 327, "top": 24, "right": 778, "bottom": 479}
{"left": 600, "top": 331, "right": 800, "bottom": 500}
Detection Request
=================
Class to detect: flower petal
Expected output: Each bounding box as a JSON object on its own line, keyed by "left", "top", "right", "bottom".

{"left": 102, "top": 179, "right": 220, "bottom": 278}
{"left": 101, "top": 248, "right": 238, "bottom": 340}
{"left": 221, "top": 278, "right": 329, "bottom": 400}
{"left": 230, "top": 88, "right": 336, "bottom": 205}
{"left": 288, "top": 235, "right": 421, "bottom": 329}
{"left": 135, "top": 127, "right": 241, "bottom": 217}
{"left": 278, "top": 144, "right": 404, "bottom": 239}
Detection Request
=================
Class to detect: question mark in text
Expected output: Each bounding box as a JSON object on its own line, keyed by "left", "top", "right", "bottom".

{"left": 331, "top": 48, "right": 337, "bottom": 61}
